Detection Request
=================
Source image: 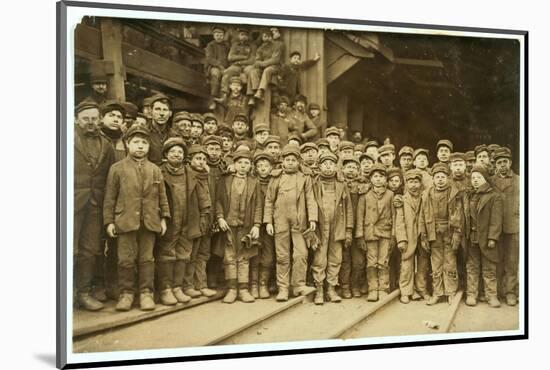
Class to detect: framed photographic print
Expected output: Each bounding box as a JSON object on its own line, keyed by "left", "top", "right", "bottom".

{"left": 57, "top": 1, "right": 528, "bottom": 368}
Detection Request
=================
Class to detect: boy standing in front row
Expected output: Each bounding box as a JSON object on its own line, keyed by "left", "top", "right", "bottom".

{"left": 264, "top": 145, "right": 318, "bottom": 301}
{"left": 355, "top": 164, "right": 395, "bottom": 302}
{"left": 103, "top": 126, "right": 170, "bottom": 311}
{"left": 216, "top": 150, "right": 263, "bottom": 303}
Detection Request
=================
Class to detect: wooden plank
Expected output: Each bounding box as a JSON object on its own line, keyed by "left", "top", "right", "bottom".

{"left": 74, "top": 23, "right": 102, "bottom": 58}
{"left": 394, "top": 57, "right": 444, "bottom": 68}
{"left": 325, "top": 32, "right": 376, "bottom": 59}
{"left": 122, "top": 43, "right": 209, "bottom": 98}
{"left": 442, "top": 290, "right": 464, "bottom": 333}
{"left": 327, "top": 54, "right": 360, "bottom": 84}
{"left": 73, "top": 291, "right": 224, "bottom": 338}
{"left": 204, "top": 286, "right": 316, "bottom": 346}
{"left": 100, "top": 18, "right": 126, "bottom": 101}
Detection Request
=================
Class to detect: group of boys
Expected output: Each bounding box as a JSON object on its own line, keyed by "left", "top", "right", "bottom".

{"left": 73, "top": 90, "right": 520, "bottom": 313}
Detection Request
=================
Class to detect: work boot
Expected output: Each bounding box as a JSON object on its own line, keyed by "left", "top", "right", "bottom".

{"left": 250, "top": 283, "right": 259, "bottom": 299}
{"left": 360, "top": 283, "right": 368, "bottom": 295}
{"left": 140, "top": 290, "right": 156, "bottom": 311}
{"left": 200, "top": 288, "right": 217, "bottom": 297}
{"left": 314, "top": 284, "right": 324, "bottom": 305}
{"left": 292, "top": 286, "right": 308, "bottom": 297}
{"left": 426, "top": 295, "right": 440, "bottom": 306}
{"left": 378, "top": 290, "right": 388, "bottom": 300}
{"left": 465, "top": 295, "right": 477, "bottom": 306}
{"left": 78, "top": 292, "right": 104, "bottom": 311}
{"left": 326, "top": 285, "right": 342, "bottom": 303}
{"left": 352, "top": 288, "right": 362, "bottom": 298}
{"left": 366, "top": 290, "right": 378, "bottom": 302}
{"left": 92, "top": 286, "right": 108, "bottom": 302}
{"left": 400, "top": 295, "right": 410, "bottom": 304}
{"left": 276, "top": 287, "right": 289, "bottom": 302}
{"left": 258, "top": 268, "right": 271, "bottom": 299}
{"left": 223, "top": 289, "right": 238, "bottom": 304}
{"left": 259, "top": 283, "right": 270, "bottom": 299}
{"left": 506, "top": 293, "right": 517, "bottom": 306}
{"left": 488, "top": 296, "right": 501, "bottom": 308}
{"left": 248, "top": 97, "right": 256, "bottom": 106}
{"left": 116, "top": 292, "right": 134, "bottom": 311}
{"left": 160, "top": 288, "right": 177, "bottom": 306}
{"left": 172, "top": 287, "right": 191, "bottom": 303}
{"left": 254, "top": 89, "right": 265, "bottom": 101}
{"left": 341, "top": 285, "right": 352, "bottom": 299}
{"left": 447, "top": 293, "right": 456, "bottom": 305}
{"left": 412, "top": 291, "right": 421, "bottom": 300}
{"left": 184, "top": 288, "right": 202, "bottom": 298}
{"left": 421, "top": 293, "right": 432, "bottom": 301}
{"left": 238, "top": 289, "right": 255, "bottom": 303}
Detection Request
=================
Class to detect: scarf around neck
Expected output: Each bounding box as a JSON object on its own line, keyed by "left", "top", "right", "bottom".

{"left": 101, "top": 126, "right": 123, "bottom": 141}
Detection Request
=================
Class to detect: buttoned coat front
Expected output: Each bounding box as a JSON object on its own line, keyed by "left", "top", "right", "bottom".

{"left": 312, "top": 179, "right": 353, "bottom": 242}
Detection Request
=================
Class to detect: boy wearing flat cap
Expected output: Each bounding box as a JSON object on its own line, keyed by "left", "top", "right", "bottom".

{"left": 308, "top": 103, "right": 326, "bottom": 140}
{"left": 364, "top": 141, "right": 380, "bottom": 163}
{"left": 249, "top": 151, "right": 276, "bottom": 298}
{"left": 100, "top": 100, "right": 127, "bottom": 162}
{"left": 310, "top": 152, "right": 353, "bottom": 304}
{"left": 465, "top": 164, "right": 503, "bottom": 308}
{"left": 339, "top": 155, "right": 368, "bottom": 298}
{"left": 289, "top": 95, "right": 318, "bottom": 142}
{"left": 378, "top": 144, "right": 396, "bottom": 169}
{"left": 278, "top": 50, "right": 320, "bottom": 103}
{"left": 222, "top": 76, "right": 249, "bottom": 126}
{"left": 103, "top": 126, "right": 170, "bottom": 311}
{"left": 436, "top": 139, "right": 453, "bottom": 165}
{"left": 419, "top": 163, "right": 464, "bottom": 305}
{"left": 232, "top": 113, "right": 251, "bottom": 147}
{"left": 475, "top": 144, "right": 494, "bottom": 176}
{"left": 204, "top": 26, "right": 229, "bottom": 101}
{"left": 203, "top": 113, "right": 219, "bottom": 136}
{"left": 300, "top": 142, "right": 320, "bottom": 176}
{"left": 355, "top": 164, "right": 396, "bottom": 302}
{"left": 251, "top": 123, "right": 271, "bottom": 153}
{"left": 465, "top": 151, "right": 476, "bottom": 175}
{"left": 413, "top": 148, "right": 433, "bottom": 191}
{"left": 263, "top": 145, "right": 318, "bottom": 301}
{"left": 155, "top": 138, "right": 195, "bottom": 305}
{"left": 394, "top": 169, "right": 425, "bottom": 303}
{"left": 264, "top": 135, "right": 282, "bottom": 169}
{"left": 399, "top": 146, "right": 414, "bottom": 172}
{"left": 491, "top": 147, "right": 520, "bottom": 306}
{"left": 216, "top": 150, "right": 263, "bottom": 303}
{"left": 325, "top": 127, "right": 341, "bottom": 154}
{"left": 74, "top": 101, "right": 115, "bottom": 311}
{"left": 148, "top": 94, "right": 173, "bottom": 166}
{"left": 180, "top": 145, "right": 213, "bottom": 299}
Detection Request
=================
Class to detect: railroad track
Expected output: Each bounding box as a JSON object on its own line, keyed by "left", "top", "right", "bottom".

{"left": 73, "top": 288, "right": 467, "bottom": 352}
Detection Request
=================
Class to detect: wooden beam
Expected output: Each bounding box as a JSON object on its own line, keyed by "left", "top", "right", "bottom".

{"left": 100, "top": 18, "right": 126, "bottom": 101}
{"left": 327, "top": 54, "right": 360, "bottom": 84}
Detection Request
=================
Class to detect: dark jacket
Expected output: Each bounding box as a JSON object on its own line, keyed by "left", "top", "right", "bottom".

{"left": 312, "top": 178, "right": 353, "bottom": 242}
{"left": 186, "top": 165, "right": 212, "bottom": 240}
{"left": 74, "top": 128, "right": 115, "bottom": 213}
{"left": 469, "top": 184, "right": 504, "bottom": 263}
{"left": 204, "top": 40, "right": 230, "bottom": 71}
{"left": 228, "top": 41, "right": 256, "bottom": 66}
{"left": 148, "top": 122, "right": 170, "bottom": 166}
{"left": 491, "top": 171, "right": 520, "bottom": 234}
{"left": 394, "top": 192, "right": 423, "bottom": 260}
{"left": 254, "top": 40, "right": 283, "bottom": 68}
{"left": 103, "top": 157, "right": 170, "bottom": 234}
{"left": 419, "top": 185, "right": 465, "bottom": 242}
{"left": 278, "top": 59, "right": 318, "bottom": 100}
{"left": 355, "top": 188, "right": 395, "bottom": 241}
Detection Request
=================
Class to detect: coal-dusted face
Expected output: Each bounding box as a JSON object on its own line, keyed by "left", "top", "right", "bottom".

{"left": 76, "top": 107, "right": 101, "bottom": 134}
{"left": 165, "top": 145, "right": 185, "bottom": 167}
{"left": 126, "top": 134, "right": 150, "bottom": 159}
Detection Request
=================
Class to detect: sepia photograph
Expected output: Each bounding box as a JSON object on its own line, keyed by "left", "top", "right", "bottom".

{"left": 57, "top": 1, "right": 527, "bottom": 368}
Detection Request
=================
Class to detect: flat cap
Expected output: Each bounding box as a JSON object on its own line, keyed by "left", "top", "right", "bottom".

{"left": 465, "top": 151, "right": 476, "bottom": 161}
{"left": 264, "top": 135, "right": 281, "bottom": 146}
{"left": 277, "top": 95, "right": 290, "bottom": 105}
{"left": 449, "top": 152, "right": 466, "bottom": 162}
{"left": 404, "top": 169, "right": 423, "bottom": 181}
{"left": 202, "top": 135, "right": 223, "bottom": 147}
{"left": 487, "top": 144, "right": 501, "bottom": 153}
{"left": 253, "top": 123, "right": 270, "bottom": 134}
{"left": 378, "top": 144, "right": 396, "bottom": 156}
{"left": 211, "top": 25, "right": 225, "bottom": 33}
{"left": 253, "top": 151, "right": 274, "bottom": 163}
{"left": 369, "top": 163, "right": 387, "bottom": 177}
{"left": 229, "top": 76, "right": 243, "bottom": 84}
{"left": 398, "top": 146, "right": 414, "bottom": 157}
{"left": 471, "top": 164, "right": 490, "bottom": 180}
{"left": 75, "top": 100, "right": 99, "bottom": 115}
{"left": 236, "top": 27, "right": 250, "bottom": 34}
{"left": 281, "top": 144, "right": 301, "bottom": 158}
{"left": 338, "top": 140, "right": 355, "bottom": 151}
{"left": 217, "top": 124, "right": 234, "bottom": 137}
{"left": 354, "top": 144, "right": 365, "bottom": 152}
{"left": 203, "top": 113, "right": 218, "bottom": 123}
{"left": 300, "top": 142, "right": 319, "bottom": 153}
{"left": 341, "top": 154, "right": 360, "bottom": 166}
{"left": 293, "top": 94, "right": 308, "bottom": 105}
{"left": 100, "top": 100, "right": 126, "bottom": 116}
{"left": 432, "top": 162, "right": 450, "bottom": 175}
{"left": 125, "top": 125, "right": 150, "bottom": 141}
{"left": 190, "top": 113, "right": 204, "bottom": 124}
{"left": 149, "top": 93, "right": 171, "bottom": 107}
{"left": 232, "top": 149, "right": 252, "bottom": 162}
{"left": 121, "top": 101, "right": 138, "bottom": 119}
{"left": 325, "top": 127, "right": 340, "bottom": 137}
{"left": 318, "top": 151, "right": 338, "bottom": 164}
{"left": 413, "top": 148, "right": 429, "bottom": 159}
{"left": 387, "top": 167, "right": 403, "bottom": 179}
{"left": 308, "top": 103, "right": 320, "bottom": 111}
{"left": 493, "top": 147, "right": 512, "bottom": 160}
{"left": 364, "top": 140, "right": 379, "bottom": 149}
{"left": 316, "top": 138, "right": 330, "bottom": 147}
{"left": 233, "top": 113, "right": 249, "bottom": 124}
{"left": 287, "top": 133, "right": 303, "bottom": 145}
{"left": 334, "top": 122, "right": 348, "bottom": 129}
{"left": 163, "top": 137, "right": 187, "bottom": 155}
{"left": 474, "top": 144, "right": 489, "bottom": 157}
{"left": 359, "top": 152, "right": 375, "bottom": 163}
{"left": 436, "top": 139, "right": 454, "bottom": 151}
{"left": 187, "top": 144, "right": 208, "bottom": 157}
